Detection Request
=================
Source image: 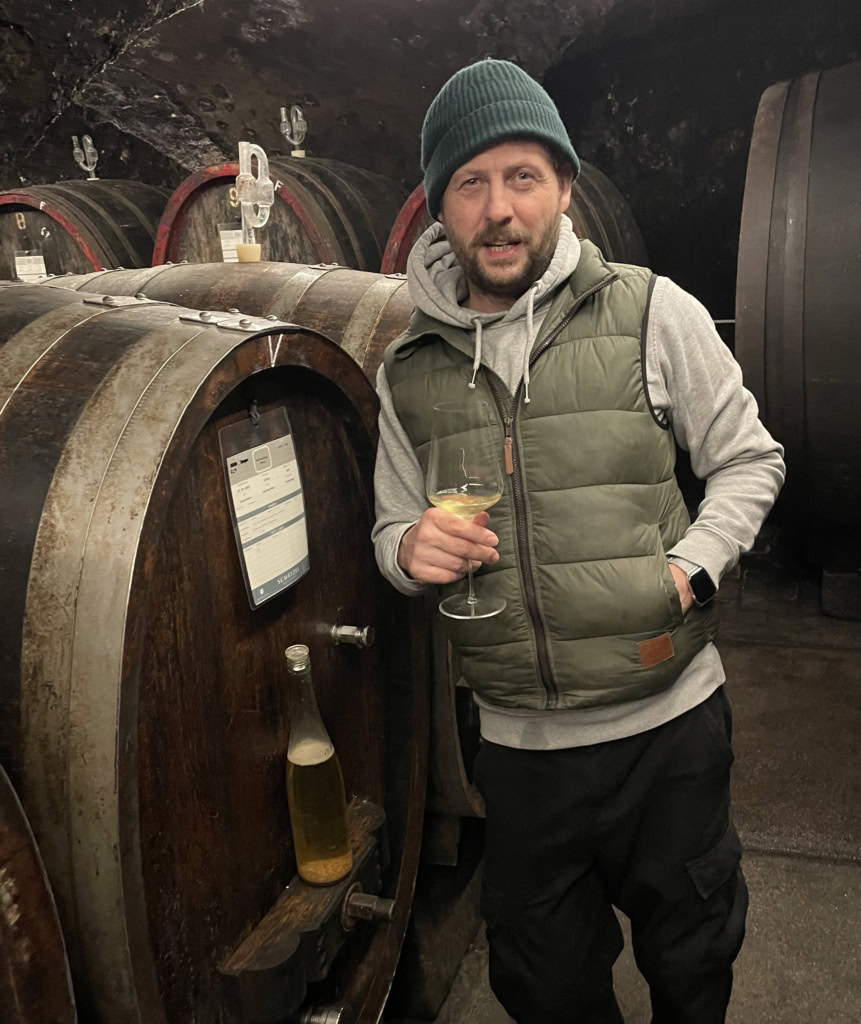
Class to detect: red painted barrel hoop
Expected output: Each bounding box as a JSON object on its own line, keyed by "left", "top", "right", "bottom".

{"left": 0, "top": 192, "right": 104, "bottom": 270}
{"left": 152, "top": 163, "right": 335, "bottom": 266}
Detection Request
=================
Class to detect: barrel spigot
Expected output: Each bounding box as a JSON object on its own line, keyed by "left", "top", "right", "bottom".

{"left": 330, "top": 625, "right": 375, "bottom": 649}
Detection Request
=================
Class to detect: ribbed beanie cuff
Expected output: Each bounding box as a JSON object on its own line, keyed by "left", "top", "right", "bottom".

{"left": 421, "top": 59, "right": 580, "bottom": 218}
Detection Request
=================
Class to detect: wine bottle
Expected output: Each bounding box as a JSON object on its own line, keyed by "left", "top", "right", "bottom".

{"left": 285, "top": 644, "right": 353, "bottom": 885}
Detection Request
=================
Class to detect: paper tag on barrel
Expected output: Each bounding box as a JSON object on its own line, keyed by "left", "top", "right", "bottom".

{"left": 219, "top": 407, "right": 310, "bottom": 609}
{"left": 218, "top": 221, "right": 244, "bottom": 263}
{"left": 14, "top": 249, "right": 48, "bottom": 282}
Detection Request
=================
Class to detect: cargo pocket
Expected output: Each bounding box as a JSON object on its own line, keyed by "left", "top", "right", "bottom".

{"left": 686, "top": 821, "right": 742, "bottom": 901}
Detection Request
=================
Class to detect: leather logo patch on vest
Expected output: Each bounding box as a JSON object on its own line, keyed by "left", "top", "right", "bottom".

{"left": 639, "top": 632, "right": 675, "bottom": 669}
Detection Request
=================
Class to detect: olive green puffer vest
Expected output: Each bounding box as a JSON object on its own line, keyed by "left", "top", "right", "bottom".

{"left": 385, "top": 240, "right": 715, "bottom": 711}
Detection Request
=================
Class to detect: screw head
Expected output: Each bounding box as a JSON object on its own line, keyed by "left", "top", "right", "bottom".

{"left": 200, "top": 311, "right": 213, "bottom": 321}
{"left": 239, "top": 318, "right": 252, "bottom": 327}
{"left": 266, "top": 314, "right": 278, "bottom": 320}
{"left": 227, "top": 308, "right": 240, "bottom": 314}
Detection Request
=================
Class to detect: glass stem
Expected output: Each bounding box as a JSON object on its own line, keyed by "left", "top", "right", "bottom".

{"left": 466, "top": 568, "right": 477, "bottom": 607}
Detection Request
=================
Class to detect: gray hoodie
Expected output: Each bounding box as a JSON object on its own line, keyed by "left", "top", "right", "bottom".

{"left": 372, "top": 216, "right": 785, "bottom": 750}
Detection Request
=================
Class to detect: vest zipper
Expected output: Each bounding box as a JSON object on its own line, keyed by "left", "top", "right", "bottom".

{"left": 485, "top": 273, "right": 618, "bottom": 710}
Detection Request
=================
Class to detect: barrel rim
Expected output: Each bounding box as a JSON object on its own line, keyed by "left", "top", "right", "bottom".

{"left": 152, "top": 162, "right": 336, "bottom": 266}
{"left": 0, "top": 190, "right": 104, "bottom": 271}
{"left": 380, "top": 183, "right": 428, "bottom": 275}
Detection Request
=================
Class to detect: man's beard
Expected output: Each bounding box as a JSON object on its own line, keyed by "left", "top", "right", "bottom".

{"left": 449, "top": 216, "right": 561, "bottom": 300}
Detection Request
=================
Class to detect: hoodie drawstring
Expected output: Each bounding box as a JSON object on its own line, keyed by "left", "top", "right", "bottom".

{"left": 468, "top": 317, "right": 482, "bottom": 389}
{"left": 469, "top": 282, "right": 540, "bottom": 400}
{"left": 523, "top": 283, "right": 539, "bottom": 404}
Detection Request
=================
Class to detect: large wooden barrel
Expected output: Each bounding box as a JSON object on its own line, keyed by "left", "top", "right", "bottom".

{"left": 52, "top": 262, "right": 485, "bottom": 827}
{"left": 380, "top": 161, "right": 649, "bottom": 274}
{"left": 0, "top": 763, "right": 76, "bottom": 1024}
{"left": 0, "top": 180, "right": 169, "bottom": 280}
{"left": 736, "top": 60, "right": 861, "bottom": 541}
{"left": 0, "top": 282, "right": 428, "bottom": 1024}
{"left": 153, "top": 159, "right": 407, "bottom": 270}
{"left": 53, "top": 261, "right": 412, "bottom": 379}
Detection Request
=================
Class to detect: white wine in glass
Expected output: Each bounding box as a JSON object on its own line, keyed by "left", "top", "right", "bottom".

{"left": 427, "top": 400, "right": 506, "bottom": 620}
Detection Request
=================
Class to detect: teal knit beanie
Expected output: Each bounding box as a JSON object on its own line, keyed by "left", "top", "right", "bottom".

{"left": 421, "top": 59, "right": 580, "bottom": 219}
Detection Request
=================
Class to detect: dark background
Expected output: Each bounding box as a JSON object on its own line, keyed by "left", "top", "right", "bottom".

{"left": 2, "top": 0, "right": 860, "bottom": 315}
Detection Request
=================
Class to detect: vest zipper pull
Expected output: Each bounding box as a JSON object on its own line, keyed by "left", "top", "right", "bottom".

{"left": 504, "top": 416, "right": 514, "bottom": 475}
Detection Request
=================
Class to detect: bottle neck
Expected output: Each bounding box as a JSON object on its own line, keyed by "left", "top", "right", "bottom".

{"left": 287, "top": 664, "right": 333, "bottom": 755}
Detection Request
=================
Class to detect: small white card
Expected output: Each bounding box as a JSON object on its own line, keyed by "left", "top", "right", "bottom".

{"left": 14, "top": 251, "right": 48, "bottom": 282}
{"left": 220, "top": 409, "right": 310, "bottom": 609}
{"left": 219, "top": 227, "right": 243, "bottom": 263}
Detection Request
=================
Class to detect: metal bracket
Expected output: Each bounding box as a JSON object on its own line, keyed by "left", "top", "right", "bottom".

{"left": 72, "top": 135, "right": 99, "bottom": 180}
{"left": 178, "top": 310, "right": 233, "bottom": 325}
{"left": 82, "top": 294, "right": 154, "bottom": 308}
{"left": 217, "top": 315, "right": 294, "bottom": 334}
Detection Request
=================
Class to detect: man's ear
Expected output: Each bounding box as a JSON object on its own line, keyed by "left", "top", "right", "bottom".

{"left": 558, "top": 166, "right": 574, "bottom": 214}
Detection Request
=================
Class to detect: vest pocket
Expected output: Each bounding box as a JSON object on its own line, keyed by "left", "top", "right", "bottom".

{"left": 655, "top": 530, "right": 685, "bottom": 629}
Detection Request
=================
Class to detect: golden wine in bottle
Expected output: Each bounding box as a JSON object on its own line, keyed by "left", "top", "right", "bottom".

{"left": 285, "top": 644, "right": 353, "bottom": 885}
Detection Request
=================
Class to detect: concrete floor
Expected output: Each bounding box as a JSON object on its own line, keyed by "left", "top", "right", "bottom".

{"left": 422, "top": 561, "right": 861, "bottom": 1023}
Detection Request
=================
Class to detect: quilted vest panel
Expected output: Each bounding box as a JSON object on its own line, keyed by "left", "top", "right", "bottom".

{"left": 385, "top": 242, "right": 715, "bottom": 710}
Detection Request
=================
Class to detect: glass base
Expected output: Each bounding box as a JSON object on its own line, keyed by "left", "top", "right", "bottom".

{"left": 439, "top": 593, "right": 506, "bottom": 620}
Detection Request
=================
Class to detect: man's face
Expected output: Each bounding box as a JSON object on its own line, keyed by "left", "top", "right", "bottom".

{"left": 439, "top": 140, "right": 572, "bottom": 308}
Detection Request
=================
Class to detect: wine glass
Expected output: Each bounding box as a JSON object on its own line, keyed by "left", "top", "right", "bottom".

{"left": 426, "top": 400, "right": 506, "bottom": 620}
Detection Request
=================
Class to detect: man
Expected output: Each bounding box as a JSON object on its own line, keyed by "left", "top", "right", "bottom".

{"left": 372, "top": 59, "right": 784, "bottom": 1023}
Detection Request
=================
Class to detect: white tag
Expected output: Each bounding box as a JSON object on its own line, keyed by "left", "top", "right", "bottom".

{"left": 224, "top": 424, "right": 309, "bottom": 607}
{"left": 219, "top": 228, "right": 244, "bottom": 263}
{"left": 14, "top": 252, "right": 48, "bottom": 282}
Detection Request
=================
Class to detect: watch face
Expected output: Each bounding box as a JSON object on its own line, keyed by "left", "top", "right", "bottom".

{"left": 690, "top": 568, "right": 716, "bottom": 604}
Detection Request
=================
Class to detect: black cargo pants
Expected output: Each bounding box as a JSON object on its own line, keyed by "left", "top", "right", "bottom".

{"left": 475, "top": 686, "right": 748, "bottom": 1024}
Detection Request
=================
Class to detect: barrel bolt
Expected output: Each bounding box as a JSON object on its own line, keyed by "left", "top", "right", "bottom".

{"left": 341, "top": 883, "right": 394, "bottom": 931}
{"left": 102, "top": 295, "right": 118, "bottom": 305}
{"left": 239, "top": 317, "right": 252, "bottom": 327}
{"left": 228, "top": 307, "right": 240, "bottom": 313}
{"left": 135, "top": 292, "right": 147, "bottom": 300}
{"left": 200, "top": 311, "right": 213, "bottom": 321}
{"left": 266, "top": 314, "right": 279, "bottom": 320}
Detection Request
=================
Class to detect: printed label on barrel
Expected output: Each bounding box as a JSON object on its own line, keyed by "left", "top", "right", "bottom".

{"left": 218, "top": 222, "right": 244, "bottom": 263}
{"left": 14, "top": 250, "right": 48, "bottom": 282}
{"left": 219, "top": 408, "right": 310, "bottom": 609}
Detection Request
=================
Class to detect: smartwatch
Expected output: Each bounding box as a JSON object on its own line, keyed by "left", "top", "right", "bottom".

{"left": 687, "top": 566, "right": 717, "bottom": 607}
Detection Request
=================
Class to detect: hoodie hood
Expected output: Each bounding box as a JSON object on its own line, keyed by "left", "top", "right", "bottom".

{"left": 406, "top": 214, "right": 581, "bottom": 402}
